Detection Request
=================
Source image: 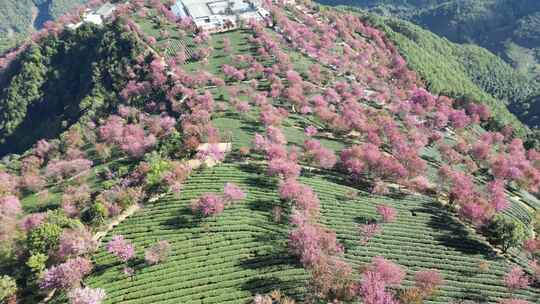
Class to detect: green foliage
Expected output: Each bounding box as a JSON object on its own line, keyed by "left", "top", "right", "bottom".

{"left": 26, "top": 210, "right": 81, "bottom": 255}
{"left": 158, "top": 130, "right": 183, "bottom": 158}
{"left": 81, "top": 201, "right": 108, "bottom": 225}
{"left": 45, "top": 209, "right": 82, "bottom": 229}
{"left": 26, "top": 253, "right": 48, "bottom": 275}
{"left": 483, "top": 215, "right": 527, "bottom": 253}
{"left": 0, "top": 20, "right": 143, "bottom": 156}
{"left": 0, "top": 275, "right": 17, "bottom": 302}
{"left": 0, "top": 0, "right": 88, "bottom": 52}
{"left": 144, "top": 152, "right": 171, "bottom": 188}
{"left": 0, "top": 0, "right": 35, "bottom": 34}
{"left": 513, "top": 12, "right": 540, "bottom": 48}
{"left": 532, "top": 210, "right": 540, "bottom": 236}
{"left": 26, "top": 223, "right": 63, "bottom": 255}
{"left": 0, "top": 45, "right": 47, "bottom": 141}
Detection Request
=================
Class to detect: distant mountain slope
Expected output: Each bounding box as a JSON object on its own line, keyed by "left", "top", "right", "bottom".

{"left": 0, "top": 0, "right": 87, "bottom": 53}
{"left": 318, "top": 0, "right": 540, "bottom": 129}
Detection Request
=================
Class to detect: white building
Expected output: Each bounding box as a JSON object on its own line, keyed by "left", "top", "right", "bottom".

{"left": 84, "top": 2, "right": 116, "bottom": 25}
{"left": 68, "top": 2, "right": 116, "bottom": 29}
{"left": 172, "top": 0, "right": 270, "bottom": 31}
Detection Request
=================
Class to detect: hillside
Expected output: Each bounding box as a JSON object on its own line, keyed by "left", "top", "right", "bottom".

{"left": 0, "top": 0, "right": 88, "bottom": 53}
{"left": 1, "top": 1, "right": 540, "bottom": 304}
{"left": 317, "top": 0, "right": 540, "bottom": 129}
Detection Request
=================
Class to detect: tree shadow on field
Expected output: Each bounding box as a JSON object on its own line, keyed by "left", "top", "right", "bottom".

{"left": 160, "top": 207, "right": 202, "bottom": 229}
{"left": 246, "top": 198, "right": 276, "bottom": 214}
{"left": 354, "top": 215, "right": 378, "bottom": 225}
{"left": 235, "top": 171, "right": 308, "bottom": 299}
{"left": 238, "top": 163, "right": 277, "bottom": 189}
{"left": 422, "top": 201, "right": 497, "bottom": 259}
{"left": 240, "top": 123, "right": 264, "bottom": 136}
{"left": 317, "top": 172, "right": 373, "bottom": 194}
{"left": 240, "top": 276, "right": 305, "bottom": 301}
{"left": 238, "top": 248, "right": 307, "bottom": 300}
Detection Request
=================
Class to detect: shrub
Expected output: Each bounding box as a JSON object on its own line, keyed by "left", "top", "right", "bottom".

{"left": 310, "top": 255, "right": 355, "bottom": 301}
{"left": 478, "top": 261, "right": 490, "bottom": 272}
{"left": 0, "top": 275, "right": 17, "bottom": 302}
{"left": 483, "top": 215, "right": 527, "bottom": 253}
{"left": 398, "top": 288, "right": 423, "bottom": 304}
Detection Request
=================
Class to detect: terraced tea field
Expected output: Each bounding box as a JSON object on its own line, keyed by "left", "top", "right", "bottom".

{"left": 82, "top": 164, "right": 308, "bottom": 304}
{"left": 303, "top": 174, "right": 540, "bottom": 303}
{"left": 79, "top": 163, "right": 540, "bottom": 303}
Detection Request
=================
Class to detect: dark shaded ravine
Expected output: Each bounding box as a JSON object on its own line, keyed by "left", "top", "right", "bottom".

{"left": 33, "top": 0, "right": 53, "bottom": 29}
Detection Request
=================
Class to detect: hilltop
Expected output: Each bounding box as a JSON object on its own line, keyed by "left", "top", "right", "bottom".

{"left": 1, "top": 1, "right": 540, "bottom": 304}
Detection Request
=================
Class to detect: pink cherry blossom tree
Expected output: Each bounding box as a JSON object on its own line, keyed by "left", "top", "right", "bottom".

{"left": 145, "top": 240, "right": 171, "bottom": 265}
{"left": 376, "top": 205, "right": 397, "bottom": 223}
{"left": 367, "top": 256, "right": 405, "bottom": 286}
{"left": 57, "top": 228, "right": 97, "bottom": 260}
{"left": 39, "top": 257, "right": 93, "bottom": 290}
{"left": 67, "top": 287, "right": 106, "bottom": 304}
{"left": 414, "top": 269, "right": 443, "bottom": 295}
{"left": 503, "top": 267, "right": 529, "bottom": 292}
{"left": 358, "top": 271, "right": 398, "bottom": 304}
{"left": 190, "top": 193, "right": 225, "bottom": 217}
{"left": 223, "top": 183, "right": 246, "bottom": 202}
{"left": 106, "top": 235, "right": 135, "bottom": 263}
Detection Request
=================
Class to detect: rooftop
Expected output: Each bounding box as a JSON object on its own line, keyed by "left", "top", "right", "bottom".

{"left": 172, "top": 0, "right": 268, "bottom": 31}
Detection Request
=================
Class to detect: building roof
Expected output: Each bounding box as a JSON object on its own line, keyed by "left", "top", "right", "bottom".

{"left": 175, "top": 0, "right": 267, "bottom": 30}
{"left": 171, "top": 1, "right": 188, "bottom": 17}
{"left": 96, "top": 2, "right": 116, "bottom": 17}
{"left": 84, "top": 13, "right": 103, "bottom": 25}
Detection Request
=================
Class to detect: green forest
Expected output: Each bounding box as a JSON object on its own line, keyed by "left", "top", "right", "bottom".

{"left": 0, "top": 0, "right": 87, "bottom": 53}
{"left": 0, "top": 21, "right": 142, "bottom": 156}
